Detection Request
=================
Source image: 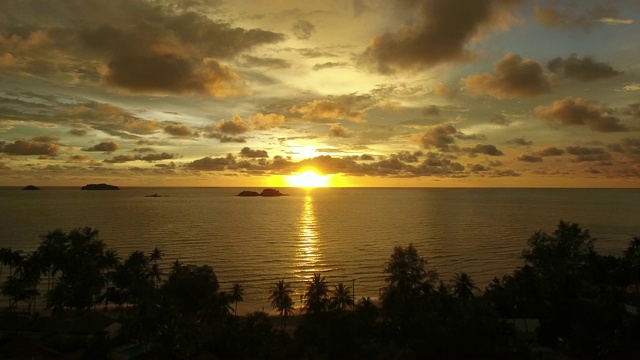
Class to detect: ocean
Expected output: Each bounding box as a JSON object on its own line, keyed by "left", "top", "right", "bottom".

{"left": 1, "top": 187, "right": 639, "bottom": 314}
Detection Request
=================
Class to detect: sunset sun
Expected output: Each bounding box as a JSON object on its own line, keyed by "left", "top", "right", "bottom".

{"left": 286, "top": 169, "right": 330, "bottom": 188}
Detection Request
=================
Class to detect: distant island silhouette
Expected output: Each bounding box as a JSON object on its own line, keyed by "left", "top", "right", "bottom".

{"left": 237, "top": 189, "right": 287, "bottom": 197}
{"left": 22, "top": 185, "right": 40, "bottom": 190}
{"left": 81, "top": 183, "right": 120, "bottom": 190}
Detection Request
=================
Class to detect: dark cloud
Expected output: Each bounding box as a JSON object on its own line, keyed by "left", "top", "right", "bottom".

{"left": 566, "top": 146, "right": 611, "bottom": 162}
{"left": 466, "top": 144, "right": 504, "bottom": 156}
{"left": 518, "top": 154, "right": 543, "bottom": 162}
{"left": 141, "top": 152, "right": 177, "bottom": 162}
{"left": 361, "top": 0, "right": 523, "bottom": 73}
{"left": 508, "top": 137, "right": 532, "bottom": 146}
{"left": 219, "top": 135, "right": 247, "bottom": 143}
{"left": 103, "top": 155, "right": 139, "bottom": 164}
{"left": 462, "top": 53, "right": 554, "bottom": 99}
{"left": 352, "top": 0, "right": 373, "bottom": 16}
{"left": 534, "top": 97, "right": 627, "bottom": 132}
{"left": 608, "top": 138, "right": 640, "bottom": 155}
{"left": 292, "top": 19, "right": 316, "bottom": 40}
{"left": 413, "top": 152, "right": 465, "bottom": 175}
{"left": 392, "top": 151, "right": 424, "bottom": 163}
{"left": 414, "top": 124, "right": 459, "bottom": 151}
{"left": 360, "top": 154, "right": 375, "bottom": 161}
{"left": 240, "top": 55, "right": 291, "bottom": 69}
{"left": 184, "top": 154, "right": 236, "bottom": 171}
{"left": 82, "top": 141, "right": 119, "bottom": 152}
{"left": 312, "top": 62, "right": 349, "bottom": 71}
{"left": 1, "top": 0, "right": 285, "bottom": 96}
{"left": 533, "top": 147, "right": 565, "bottom": 157}
{"left": 490, "top": 114, "right": 511, "bottom": 126}
{"left": 164, "top": 124, "right": 195, "bottom": 137}
{"left": 329, "top": 124, "right": 353, "bottom": 138}
{"left": 69, "top": 128, "right": 88, "bottom": 136}
{"left": 132, "top": 147, "right": 155, "bottom": 153}
{"left": 468, "top": 163, "right": 489, "bottom": 172}
{"left": 548, "top": 54, "right": 622, "bottom": 81}
{"left": 215, "top": 115, "right": 251, "bottom": 134}
{"left": 422, "top": 105, "right": 440, "bottom": 117}
{"left": 239, "top": 147, "right": 268, "bottom": 158}
{"left": 104, "top": 55, "right": 249, "bottom": 97}
{"left": 0, "top": 139, "right": 60, "bottom": 156}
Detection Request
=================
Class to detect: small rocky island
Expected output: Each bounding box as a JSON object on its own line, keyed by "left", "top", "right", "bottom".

{"left": 237, "top": 189, "right": 287, "bottom": 197}
{"left": 22, "top": 185, "right": 40, "bottom": 190}
{"left": 81, "top": 183, "right": 120, "bottom": 190}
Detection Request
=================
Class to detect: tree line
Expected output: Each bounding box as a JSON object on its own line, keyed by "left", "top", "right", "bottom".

{"left": 1, "top": 220, "right": 640, "bottom": 359}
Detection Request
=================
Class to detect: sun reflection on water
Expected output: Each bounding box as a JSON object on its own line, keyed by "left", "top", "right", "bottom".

{"left": 295, "top": 194, "right": 325, "bottom": 279}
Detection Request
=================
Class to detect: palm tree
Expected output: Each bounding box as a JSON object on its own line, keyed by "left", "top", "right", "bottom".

{"left": 452, "top": 272, "right": 479, "bottom": 300}
{"left": 303, "top": 273, "right": 329, "bottom": 314}
{"left": 169, "top": 259, "right": 183, "bottom": 276}
{"left": 330, "top": 282, "right": 354, "bottom": 311}
{"left": 269, "top": 279, "right": 294, "bottom": 331}
{"left": 229, "top": 282, "right": 244, "bottom": 315}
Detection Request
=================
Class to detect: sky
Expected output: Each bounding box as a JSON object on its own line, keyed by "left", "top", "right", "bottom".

{"left": 0, "top": 0, "right": 639, "bottom": 188}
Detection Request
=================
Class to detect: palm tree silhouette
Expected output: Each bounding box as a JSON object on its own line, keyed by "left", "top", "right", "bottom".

{"left": 452, "top": 272, "right": 479, "bottom": 300}
{"left": 269, "top": 279, "right": 294, "bottom": 331}
{"left": 303, "top": 272, "right": 329, "bottom": 314}
{"left": 330, "top": 282, "right": 354, "bottom": 311}
{"left": 230, "top": 282, "right": 244, "bottom": 315}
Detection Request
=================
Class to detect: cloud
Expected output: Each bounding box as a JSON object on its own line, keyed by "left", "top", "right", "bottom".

{"left": 462, "top": 53, "right": 554, "bottom": 99}
{"left": 69, "top": 128, "right": 88, "bottom": 136}
{"left": 292, "top": 19, "right": 316, "bottom": 40}
{"left": 312, "top": 62, "right": 349, "bottom": 71}
{"left": 0, "top": 1, "right": 285, "bottom": 96}
{"left": 608, "top": 138, "right": 640, "bottom": 156}
{"left": 184, "top": 154, "right": 236, "bottom": 171}
{"left": 596, "top": 17, "right": 634, "bottom": 25}
{"left": 219, "top": 135, "right": 247, "bottom": 143}
{"left": 290, "top": 94, "right": 372, "bottom": 123}
{"left": 534, "top": 97, "right": 627, "bottom": 132}
{"left": 566, "top": 146, "right": 611, "bottom": 162}
{"left": 547, "top": 54, "right": 621, "bottom": 81}
{"left": 164, "top": 124, "right": 195, "bottom": 137}
{"left": 249, "top": 112, "right": 285, "bottom": 130}
{"left": 82, "top": 141, "right": 119, "bottom": 152}
{"left": 468, "top": 163, "right": 489, "bottom": 172}
{"left": 240, "top": 55, "right": 291, "bottom": 69}
{"left": 59, "top": 103, "right": 162, "bottom": 137}
{"left": 0, "top": 138, "right": 60, "bottom": 156}
{"left": 508, "top": 137, "right": 532, "bottom": 146}
{"left": 239, "top": 147, "right": 268, "bottom": 158}
{"left": 533, "top": 4, "right": 620, "bottom": 30}
{"left": 466, "top": 144, "right": 504, "bottom": 156}
{"left": 361, "top": 0, "right": 523, "bottom": 73}
{"left": 103, "top": 155, "right": 139, "bottom": 164}
{"left": 215, "top": 115, "right": 251, "bottom": 134}
{"left": 623, "top": 83, "right": 640, "bottom": 91}
{"left": 141, "top": 152, "right": 177, "bottom": 162}
{"left": 533, "top": 147, "right": 565, "bottom": 157}
{"left": 329, "top": 124, "right": 353, "bottom": 138}
{"left": 490, "top": 114, "right": 511, "bottom": 126}
{"left": 518, "top": 154, "right": 543, "bottom": 162}
{"left": 413, "top": 124, "right": 459, "bottom": 151}
{"left": 422, "top": 105, "right": 440, "bottom": 117}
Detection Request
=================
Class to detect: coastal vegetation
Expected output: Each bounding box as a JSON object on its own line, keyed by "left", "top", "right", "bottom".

{"left": 1, "top": 221, "right": 640, "bottom": 358}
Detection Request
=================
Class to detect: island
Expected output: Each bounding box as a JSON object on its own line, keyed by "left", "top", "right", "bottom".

{"left": 81, "top": 183, "right": 120, "bottom": 190}
{"left": 237, "top": 188, "right": 287, "bottom": 197}
{"left": 22, "top": 185, "right": 40, "bottom": 190}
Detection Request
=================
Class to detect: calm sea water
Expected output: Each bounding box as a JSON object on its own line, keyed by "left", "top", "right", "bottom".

{"left": 1, "top": 187, "right": 639, "bottom": 313}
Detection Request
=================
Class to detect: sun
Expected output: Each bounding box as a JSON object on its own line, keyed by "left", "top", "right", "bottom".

{"left": 286, "top": 169, "right": 330, "bottom": 188}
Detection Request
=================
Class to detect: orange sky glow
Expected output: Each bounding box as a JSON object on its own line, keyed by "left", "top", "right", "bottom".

{"left": 0, "top": 0, "right": 639, "bottom": 188}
